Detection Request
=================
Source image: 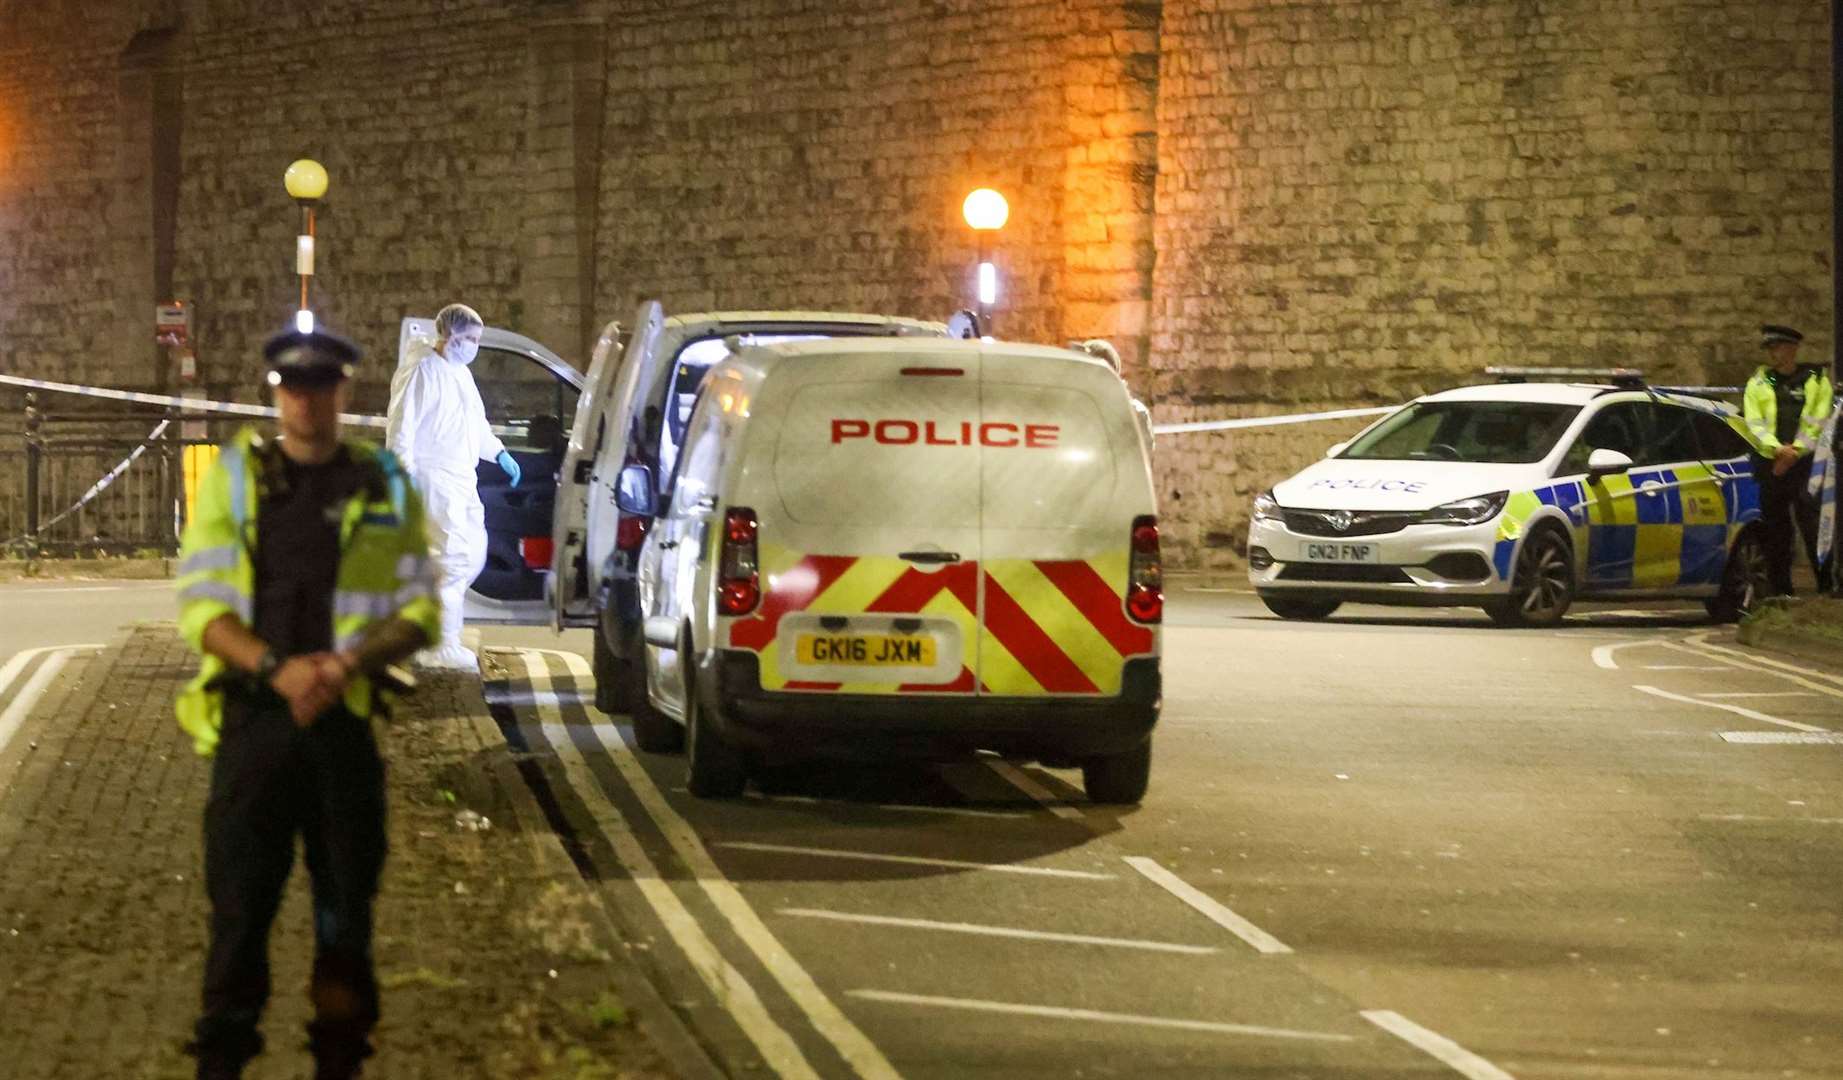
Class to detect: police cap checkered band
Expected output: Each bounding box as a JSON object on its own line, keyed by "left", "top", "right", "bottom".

{"left": 262, "top": 327, "right": 359, "bottom": 382}
{"left": 1760, "top": 324, "right": 1804, "bottom": 348}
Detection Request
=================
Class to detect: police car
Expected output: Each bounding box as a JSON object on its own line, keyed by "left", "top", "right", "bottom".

{"left": 1247, "top": 371, "right": 1771, "bottom": 626}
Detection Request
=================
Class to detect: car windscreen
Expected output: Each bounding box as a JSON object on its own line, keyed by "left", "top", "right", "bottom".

{"left": 1340, "top": 401, "right": 1581, "bottom": 463}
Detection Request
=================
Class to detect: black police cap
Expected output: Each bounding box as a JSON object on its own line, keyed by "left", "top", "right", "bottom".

{"left": 1760, "top": 324, "right": 1804, "bottom": 348}
{"left": 262, "top": 327, "right": 359, "bottom": 385}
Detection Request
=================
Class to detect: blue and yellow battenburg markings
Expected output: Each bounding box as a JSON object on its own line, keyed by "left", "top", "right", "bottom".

{"left": 1492, "top": 461, "right": 1761, "bottom": 589}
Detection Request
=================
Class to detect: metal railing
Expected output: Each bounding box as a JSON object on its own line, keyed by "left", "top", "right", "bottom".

{"left": 0, "top": 394, "right": 233, "bottom": 558}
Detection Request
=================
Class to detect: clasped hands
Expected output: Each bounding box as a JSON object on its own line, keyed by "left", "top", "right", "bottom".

{"left": 1771, "top": 445, "right": 1801, "bottom": 477}
{"left": 268, "top": 651, "right": 358, "bottom": 727}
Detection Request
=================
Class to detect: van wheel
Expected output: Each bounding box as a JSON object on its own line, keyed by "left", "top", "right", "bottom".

{"left": 1260, "top": 595, "right": 1342, "bottom": 620}
{"left": 1706, "top": 529, "right": 1769, "bottom": 623}
{"left": 685, "top": 650, "right": 746, "bottom": 798}
{"left": 592, "top": 624, "right": 627, "bottom": 714}
{"left": 1082, "top": 740, "right": 1151, "bottom": 805}
{"left": 1486, "top": 526, "right": 1574, "bottom": 627}
{"left": 631, "top": 684, "right": 685, "bottom": 754}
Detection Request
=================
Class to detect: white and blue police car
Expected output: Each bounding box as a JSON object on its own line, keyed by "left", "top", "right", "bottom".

{"left": 1247, "top": 371, "right": 1769, "bottom": 626}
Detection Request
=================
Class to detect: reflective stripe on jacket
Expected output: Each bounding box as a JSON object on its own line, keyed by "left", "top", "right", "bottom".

{"left": 174, "top": 427, "right": 441, "bottom": 756}
{"left": 1743, "top": 366, "right": 1836, "bottom": 455}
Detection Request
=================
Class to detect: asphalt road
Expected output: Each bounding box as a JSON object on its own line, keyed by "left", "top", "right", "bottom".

{"left": 8, "top": 582, "right": 1840, "bottom": 1078}
{"left": 479, "top": 591, "right": 1843, "bottom": 1080}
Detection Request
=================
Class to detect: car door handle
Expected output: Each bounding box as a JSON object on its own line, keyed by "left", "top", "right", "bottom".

{"left": 899, "top": 550, "right": 962, "bottom": 564}
{"left": 1638, "top": 480, "right": 1664, "bottom": 494}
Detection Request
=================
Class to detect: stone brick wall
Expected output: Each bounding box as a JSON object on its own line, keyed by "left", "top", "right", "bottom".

{"left": 0, "top": 0, "right": 1833, "bottom": 567}
{"left": 1152, "top": 0, "right": 1834, "bottom": 569}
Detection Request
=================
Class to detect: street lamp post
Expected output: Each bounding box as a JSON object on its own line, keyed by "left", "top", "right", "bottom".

{"left": 962, "top": 187, "right": 1009, "bottom": 335}
{"left": 283, "top": 158, "right": 328, "bottom": 334}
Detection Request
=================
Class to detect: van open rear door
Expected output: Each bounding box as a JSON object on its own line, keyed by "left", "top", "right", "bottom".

{"left": 726, "top": 350, "right": 985, "bottom": 695}
{"left": 549, "top": 302, "right": 664, "bottom": 630}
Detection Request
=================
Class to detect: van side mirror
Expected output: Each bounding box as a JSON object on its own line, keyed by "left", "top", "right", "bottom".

{"left": 1325, "top": 442, "right": 1347, "bottom": 459}
{"left": 1586, "top": 448, "right": 1634, "bottom": 477}
{"left": 615, "top": 463, "right": 657, "bottom": 516}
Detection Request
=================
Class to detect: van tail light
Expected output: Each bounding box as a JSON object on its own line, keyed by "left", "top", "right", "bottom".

{"left": 1126, "top": 515, "right": 1162, "bottom": 624}
{"left": 519, "top": 536, "right": 555, "bottom": 571}
{"left": 616, "top": 513, "right": 650, "bottom": 552}
{"left": 718, "top": 506, "right": 760, "bottom": 616}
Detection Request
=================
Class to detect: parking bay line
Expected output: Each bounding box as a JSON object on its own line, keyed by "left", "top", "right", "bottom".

{"left": 777, "top": 908, "right": 1219, "bottom": 955}
{"left": 1673, "top": 636, "right": 1843, "bottom": 693}
{"left": 1700, "top": 691, "right": 1817, "bottom": 699}
{"left": 0, "top": 646, "right": 101, "bottom": 768}
{"left": 1632, "top": 684, "right": 1830, "bottom": 734}
{"left": 849, "top": 990, "right": 1354, "bottom": 1043}
{"left": 1123, "top": 856, "right": 1293, "bottom": 955}
{"left": 1362, "top": 1010, "right": 1517, "bottom": 1080}
{"left": 717, "top": 841, "right": 1116, "bottom": 881}
{"left": 519, "top": 650, "right": 905, "bottom": 1080}
{"left": 526, "top": 723, "right": 824, "bottom": 1078}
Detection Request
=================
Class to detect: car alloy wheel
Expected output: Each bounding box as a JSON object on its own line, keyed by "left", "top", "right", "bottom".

{"left": 1491, "top": 527, "right": 1574, "bottom": 627}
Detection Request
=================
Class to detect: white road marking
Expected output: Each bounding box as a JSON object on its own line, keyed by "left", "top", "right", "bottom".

{"left": 1632, "top": 685, "right": 1829, "bottom": 733}
{"left": 1717, "top": 731, "right": 1843, "bottom": 745}
{"left": 717, "top": 840, "right": 1116, "bottom": 880}
{"left": 849, "top": 990, "right": 1354, "bottom": 1043}
{"left": 1700, "top": 691, "right": 1817, "bottom": 699}
{"left": 777, "top": 908, "right": 1218, "bottom": 955}
{"left": 532, "top": 706, "right": 823, "bottom": 1080}
{"left": 1123, "top": 856, "right": 1293, "bottom": 955}
{"left": 519, "top": 649, "right": 904, "bottom": 1080}
{"left": 1362, "top": 1010, "right": 1517, "bottom": 1079}
{"left": 1642, "top": 665, "right": 1730, "bottom": 671}
{"left": 744, "top": 791, "right": 1030, "bottom": 820}
{"left": 1591, "top": 640, "right": 1655, "bottom": 670}
{"left": 982, "top": 759, "right": 1089, "bottom": 821}
{"left": 0, "top": 645, "right": 101, "bottom": 768}
{"left": 1675, "top": 635, "right": 1843, "bottom": 692}
{"left": 1700, "top": 813, "right": 1843, "bottom": 824}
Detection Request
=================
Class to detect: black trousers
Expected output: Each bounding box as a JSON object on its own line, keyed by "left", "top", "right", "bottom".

{"left": 193, "top": 689, "right": 387, "bottom": 1069}
{"left": 1753, "top": 455, "right": 1828, "bottom": 595}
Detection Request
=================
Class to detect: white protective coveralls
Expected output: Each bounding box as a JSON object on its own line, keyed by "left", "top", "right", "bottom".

{"left": 386, "top": 334, "right": 506, "bottom": 667}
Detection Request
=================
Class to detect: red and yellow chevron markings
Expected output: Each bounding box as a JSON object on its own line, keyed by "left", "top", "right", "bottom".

{"left": 724, "top": 545, "right": 1153, "bottom": 697}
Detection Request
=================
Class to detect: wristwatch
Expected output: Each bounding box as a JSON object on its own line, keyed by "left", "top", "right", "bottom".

{"left": 254, "top": 649, "right": 281, "bottom": 684}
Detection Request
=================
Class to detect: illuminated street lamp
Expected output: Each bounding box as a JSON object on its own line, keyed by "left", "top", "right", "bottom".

{"left": 962, "top": 187, "right": 1009, "bottom": 333}
{"left": 284, "top": 158, "right": 328, "bottom": 333}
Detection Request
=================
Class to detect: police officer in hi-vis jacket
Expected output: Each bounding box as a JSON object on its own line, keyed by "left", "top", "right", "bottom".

{"left": 174, "top": 327, "right": 440, "bottom": 1080}
{"left": 1744, "top": 324, "right": 1836, "bottom": 595}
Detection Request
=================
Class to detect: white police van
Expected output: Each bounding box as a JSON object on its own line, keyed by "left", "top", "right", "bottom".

{"left": 601, "top": 337, "right": 1163, "bottom": 801}
{"left": 1247, "top": 372, "right": 1769, "bottom": 625}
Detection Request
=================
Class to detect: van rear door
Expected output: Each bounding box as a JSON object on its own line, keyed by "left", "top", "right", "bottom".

{"left": 725, "top": 351, "right": 983, "bottom": 695}
{"left": 977, "top": 353, "right": 1155, "bottom": 698}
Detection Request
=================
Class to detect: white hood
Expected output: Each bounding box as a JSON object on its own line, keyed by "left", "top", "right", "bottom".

{"left": 1273, "top": 458, "right": 1536, "bottom": 512}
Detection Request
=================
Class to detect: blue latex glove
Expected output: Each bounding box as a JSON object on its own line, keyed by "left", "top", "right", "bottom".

{"left": 496, "top": 450, "right": 521, "bottom": 488}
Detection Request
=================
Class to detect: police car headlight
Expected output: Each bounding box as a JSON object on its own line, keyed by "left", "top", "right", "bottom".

{"left": 1252, "top": 490, "right": 1281, "bottom": 523}
{"left": 1418, "top": 491, "right": 1508, "bottom": 526}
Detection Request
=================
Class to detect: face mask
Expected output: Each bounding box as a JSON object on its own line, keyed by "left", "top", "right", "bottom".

{"left": 444, "top": 337, "right": 479, "bottom": 365}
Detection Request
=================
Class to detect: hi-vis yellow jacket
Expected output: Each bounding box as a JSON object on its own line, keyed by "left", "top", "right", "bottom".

{"left": 1744, "top": 365, "right": 1836, "bottom": 456}
{"left": 174, "top": 427, "right": 440, "bottom": 756}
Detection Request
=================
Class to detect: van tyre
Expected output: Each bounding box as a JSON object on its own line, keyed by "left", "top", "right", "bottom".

{"left": 1706, "top": 529, "right": 1769, "bottom": 623}
{"left": 630, "top": 685, "right": 685, "bottom": 754}
{"left": 685, "top": 650, "right": 746, "bottom": 798}
{"left": 592, "top": 624, "right": 627, "bottom": 714}
{"left": 1260, "top": 594, "right": 1342, "bottom": 620}
{"left": 1082, "top": 739, "right": 1151, "bottom": 804}
{"left": 1486, "top": 525, "right": 1574, "bottom": 627}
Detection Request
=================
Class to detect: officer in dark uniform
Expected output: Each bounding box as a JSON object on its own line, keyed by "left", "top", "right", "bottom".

{"left": 177, "top": 328, "right": 438, "bottom": 1080}
{"left": 1744, "top": 324, "right": 1837, "bottom": 594}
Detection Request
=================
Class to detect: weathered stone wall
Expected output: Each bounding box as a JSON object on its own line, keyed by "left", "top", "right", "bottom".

{"left": 0, "top": 0, "right": 1833, "bottom": 567}
{"left": 1152, "top": 0, "right": 1834, "bottom": 569}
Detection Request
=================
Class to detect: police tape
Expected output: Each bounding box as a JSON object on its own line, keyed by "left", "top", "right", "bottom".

{"left": 1151, "top": 405, "right": 1394, "bottom": 436}
{"left": 2, "top": 420, "right": 169, "bottom": 549}
{"left": 0, "top": 372, "right": 517, "bottom": 436}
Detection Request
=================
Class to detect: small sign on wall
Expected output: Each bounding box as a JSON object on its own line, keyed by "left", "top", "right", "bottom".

{"left": 155, "top": 300, "right": 191, "bottom": 346}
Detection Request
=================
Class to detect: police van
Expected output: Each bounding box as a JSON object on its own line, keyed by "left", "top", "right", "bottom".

{"left": 1247, "top": 371, "right": 1770, "bottom": 625}
{"left": 584, "top": 337, "right": 1163, "bottom": 801}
